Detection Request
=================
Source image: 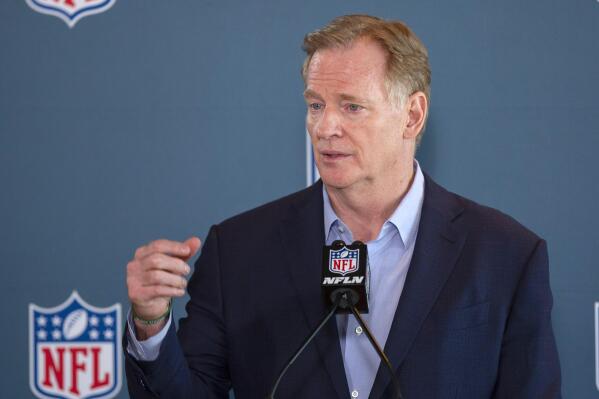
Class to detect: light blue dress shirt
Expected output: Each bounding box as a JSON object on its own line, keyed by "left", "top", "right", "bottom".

{"left": 325, "top": 162, "right": 424, "bottom": 399}
{"left": 128, "top": 162, "right": 425, "bottom": 399}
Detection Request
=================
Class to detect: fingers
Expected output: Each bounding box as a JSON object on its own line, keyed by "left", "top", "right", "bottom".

{"left": 142, "top": 269, "right": 187, "bottom": 290}
{"left": 140, "top": 285, "right": 187, "bottom": 300}
{"left": 127, "top": 237, "right": 201, "bottom": 318}
{"left": 182, "top": 236, "right": 202, "bottom": 261}
{"left": 135, "top": 239, "right": 193, "bottom": 260}
{"left": 130, "top": 285, "right": 186, "bottom": 306}
{"left": 127, "top": 258, "right": 187, "bottom": 308}
{"left": 127, "top": 255, "right": 189, "bottom": 296}
{"left": 139, "top": 252, "right": 190, "bottom": 276}
{"left": 146, "top": 285, "right": 186, "bottom": 298}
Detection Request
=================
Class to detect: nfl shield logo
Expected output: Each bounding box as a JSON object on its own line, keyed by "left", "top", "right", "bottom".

{"left": 25, "top": 0, "right": 117, "bottom": 28}
{"left": 29, "top": 291, "right": 122, "bottom": 399}
{"left": 329, "top": 247, "right": 359, "bottom": 276}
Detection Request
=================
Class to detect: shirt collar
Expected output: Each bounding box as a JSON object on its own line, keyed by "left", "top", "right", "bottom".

{"left": 322, "top": 160, "right": 425, "bottom": 246}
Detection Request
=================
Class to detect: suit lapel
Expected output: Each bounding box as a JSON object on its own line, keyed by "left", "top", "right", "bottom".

{"left": 369, "top": 175, "right": 467, "bottom": 399}
{"left": 279, "top": 181, "right": 349, "bottom": 399}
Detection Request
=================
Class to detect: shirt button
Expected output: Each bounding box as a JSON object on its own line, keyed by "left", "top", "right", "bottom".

{"left": 355, "top": 326, "right": 363, "bottom": 335}
{"left": 338, "top": 226, "right": 345, "bottom": 233}
{"left": 351, "top": 390, "right": 359, "bottom": 398}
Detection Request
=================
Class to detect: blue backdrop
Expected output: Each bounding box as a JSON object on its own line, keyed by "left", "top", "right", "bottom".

{"left": 1, "top": 1, "right": 598, "bottom": 397}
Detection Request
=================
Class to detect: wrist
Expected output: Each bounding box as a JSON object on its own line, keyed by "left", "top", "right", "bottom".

{"left": 133, "top": 317, "right": 168, "bottom": 340}
{"left": 131, "top": 300, "right": 171, "bottom": 340}
{"left": 132, "top": 299, "right": 172, "bottom": 325}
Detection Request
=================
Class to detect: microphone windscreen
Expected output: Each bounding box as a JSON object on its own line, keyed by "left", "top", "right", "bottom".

{"left": 321, "top": 240, "right": 369, "bottom": 313}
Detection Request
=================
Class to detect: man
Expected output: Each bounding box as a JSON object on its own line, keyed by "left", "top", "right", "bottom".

{"left": 124, "top": 15, "right": 561, "bottom": 398}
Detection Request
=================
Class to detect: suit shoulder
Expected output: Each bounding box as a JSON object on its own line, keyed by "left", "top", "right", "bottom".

{"left": 447, "top": 189, "right": 543, "bottom": 246}
{"left": 216, "top": 182, "right": 321, "bottom": 232}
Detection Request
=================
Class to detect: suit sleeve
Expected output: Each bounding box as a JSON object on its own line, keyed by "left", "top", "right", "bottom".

{"left": 492, "top": 239, "right": 562, "bottom": 398}
{"left": 124, "top": 225, "right": 231, "bottom": 398}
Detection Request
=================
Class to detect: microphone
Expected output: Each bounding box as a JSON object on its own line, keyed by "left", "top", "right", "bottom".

{"left": 321, "top": 240, "right": 369, "bottom": 313}
{"left": 267, "top": 240, "right": 403, "bottom": 399}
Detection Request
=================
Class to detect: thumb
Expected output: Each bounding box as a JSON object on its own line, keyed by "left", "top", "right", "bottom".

{"left": 183, "top": 236, "right": 202, "bottom": 261}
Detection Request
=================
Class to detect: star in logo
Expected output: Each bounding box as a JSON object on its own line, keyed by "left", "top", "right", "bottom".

{"left": 36, "top": 316, "right": 47, "bottom": 327}
{"left": 89, "top": 315, "right": 99, "bottom": 327}
{"left": 51, "top": 329, "right": 61, "bottom": 340}
{"left": 89, "top": 329, "right": 99, "bottom": 340}
{"left": 103, "top": 329, "right": 114, "bottom": 340}
{"left": 103, "top": 315, "right": 114, "bottom": 327}
{"left": 37, "top": 330, "right": 47, "bottom": 340}
{"left": 51, "top": 315, "right": 62, "bottom": 327}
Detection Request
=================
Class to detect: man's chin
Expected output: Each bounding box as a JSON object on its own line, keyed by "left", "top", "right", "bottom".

{"left": 319, "top": 174, "right": 355, "bottom": 190}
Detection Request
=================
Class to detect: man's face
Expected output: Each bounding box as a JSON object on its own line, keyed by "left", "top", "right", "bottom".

{"left": 304, "top": 39, "right": 412, "bottom": 191}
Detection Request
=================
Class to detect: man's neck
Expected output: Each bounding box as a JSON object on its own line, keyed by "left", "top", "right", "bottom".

{"left": 326, "top": 163, "right": 416, "bottom": 242}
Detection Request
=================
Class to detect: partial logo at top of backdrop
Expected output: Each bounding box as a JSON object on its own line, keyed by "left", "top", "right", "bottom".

{"left": 25, "top": 0, "right": 117, "bottom": 28}
{"left": 29, "top": 291, "right": 122, "bottom": 399}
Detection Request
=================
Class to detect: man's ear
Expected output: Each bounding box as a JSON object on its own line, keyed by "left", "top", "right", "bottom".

{"left": 403, "top": 91, "right": 428, "bottom": 140}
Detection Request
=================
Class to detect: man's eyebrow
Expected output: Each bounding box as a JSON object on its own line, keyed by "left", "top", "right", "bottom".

{"left": 303, "top": 89, "right": 322, "bottom": 100}
{"left": 338, "top": 93, "right": 370, "bottom": 104}
{"left": 303, "top": 89, "right": 370, "bottom": 104}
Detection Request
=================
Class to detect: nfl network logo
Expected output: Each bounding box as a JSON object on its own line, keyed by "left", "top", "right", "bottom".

{"left": 25, "top": 0, "right": 117, "bottom": 28}
{"left": 329, "top": 247, "right": 359, "bottom": 276}
{"left": 29, "top": 291, "right": 122, "bottom": 399}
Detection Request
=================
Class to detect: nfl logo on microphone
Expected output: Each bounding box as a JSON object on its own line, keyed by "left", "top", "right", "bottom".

{"left": 329, "top": 247, "right": 359, "bottom": 276}
{"left": 29, "top": 291, "right": 122, "bottom": 399}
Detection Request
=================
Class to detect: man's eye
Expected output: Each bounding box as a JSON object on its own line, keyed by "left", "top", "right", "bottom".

{"left": 347, "top": 104, "right": 363, "bottom": 112}
{"left": 309, "top": 103, "right": 324, "bottom": 111}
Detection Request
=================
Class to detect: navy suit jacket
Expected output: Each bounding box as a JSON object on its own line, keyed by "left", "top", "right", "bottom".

{"left": 124, "top": 175, "right": 561, "bottom": 398}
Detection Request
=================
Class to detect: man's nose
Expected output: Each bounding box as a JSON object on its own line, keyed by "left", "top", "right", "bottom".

{"left": 315, "top": 108, "right": 343, "bottom": 140}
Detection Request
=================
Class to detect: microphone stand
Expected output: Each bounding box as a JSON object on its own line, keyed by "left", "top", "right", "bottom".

{"left": 266, "top": 295, "right": 341, "bottom": 399}
{"left": 266, "top": 290, "right": 404, "bottom": 399}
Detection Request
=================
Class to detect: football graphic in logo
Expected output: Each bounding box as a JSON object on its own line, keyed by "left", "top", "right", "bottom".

{"left": 62, "top": 309, "right": 88, "bottom": 340}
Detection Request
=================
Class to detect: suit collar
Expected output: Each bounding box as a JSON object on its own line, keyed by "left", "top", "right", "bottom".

{"left": 369, "top": 173, "right": 467, "bottom": 398}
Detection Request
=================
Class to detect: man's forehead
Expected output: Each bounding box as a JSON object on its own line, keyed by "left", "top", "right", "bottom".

{"left": 308, "top": 40, "right": 387, "bottom": 76}
{"left": 310, "top": 38, "right": 388, "bottom": 67}
{"left": 304, "top": 40, "right": 388, "bottom": 100}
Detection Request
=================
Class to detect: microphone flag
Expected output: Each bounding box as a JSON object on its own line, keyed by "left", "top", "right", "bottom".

{"left": 322, "top": 240, "right": 369, "bottom": 313}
